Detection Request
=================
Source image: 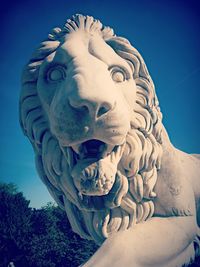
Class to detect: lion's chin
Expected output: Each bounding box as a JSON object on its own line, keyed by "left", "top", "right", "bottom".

{"left": 68, "top": 139, "right": 128, "bottom": 211}
{"left": 77, "top": 172, "right": 128, "bottom": 211}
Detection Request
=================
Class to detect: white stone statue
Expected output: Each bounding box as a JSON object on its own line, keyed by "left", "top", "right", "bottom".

{"left": 19, "top": 14, "right": 200, "bottom": 267}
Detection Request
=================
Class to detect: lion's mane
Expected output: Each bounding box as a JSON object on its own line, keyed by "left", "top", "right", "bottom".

{"left": 20, "top": 14, "right": 163, "bottom": 244}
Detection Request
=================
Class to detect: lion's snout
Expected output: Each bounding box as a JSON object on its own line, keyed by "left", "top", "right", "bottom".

{"left": 68, "top": 95, "right": 115, "bottom": 120}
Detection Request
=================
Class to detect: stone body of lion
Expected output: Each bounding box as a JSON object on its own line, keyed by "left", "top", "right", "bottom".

{"left": 20, "top": 14, "right": 200, "bottom": 267}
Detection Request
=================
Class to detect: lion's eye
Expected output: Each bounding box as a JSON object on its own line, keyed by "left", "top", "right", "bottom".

{"left": 110, "top": 67, "right": 128, "bottom": 83}
{"left": 47, "top": 66, "right": 66, "bottom": 82}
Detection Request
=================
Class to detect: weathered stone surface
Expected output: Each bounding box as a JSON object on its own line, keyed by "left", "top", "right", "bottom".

{"left": 20, "top": 14, "right": 200, "bottom": 267}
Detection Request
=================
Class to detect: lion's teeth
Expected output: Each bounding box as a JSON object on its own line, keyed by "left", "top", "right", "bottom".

{"left": 71, "top": 142, "right": 125, "bottom": 163}
{"left": 71, "top": 144, "right": 81, "bottom": 154}
{"left": 106, "top": 144, "right": 114, "bottom": 154}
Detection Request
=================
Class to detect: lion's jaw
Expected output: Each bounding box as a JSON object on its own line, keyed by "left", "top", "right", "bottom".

{"left": 70, "top": 142, "right": 126, "bottom": 196}
{"left": 59, "top": 139, "right": 129, "bottom": 213}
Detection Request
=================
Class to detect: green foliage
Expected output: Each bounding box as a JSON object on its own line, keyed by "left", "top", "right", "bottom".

{"left": 27, "top": 206, "right": 69, "bottom": 267}
{"left": 0, "top": 183, "right": 98, "bottom": 267}
{"left": 0, "top": 183, "right": 18, "bottom": 195}
{"left": 0, "top": 183, "right": 32, "bottom": 266}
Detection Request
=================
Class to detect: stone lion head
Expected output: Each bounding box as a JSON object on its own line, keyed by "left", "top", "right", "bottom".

{"left": 20, "top": 14, "right": 163, "bottom": 244}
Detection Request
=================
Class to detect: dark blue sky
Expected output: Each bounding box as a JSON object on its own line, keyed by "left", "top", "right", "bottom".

{"left": 1, "top": 0, "right": 200, "bottom": 207}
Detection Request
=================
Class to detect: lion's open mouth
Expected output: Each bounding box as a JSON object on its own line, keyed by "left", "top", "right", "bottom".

{"left": 71, "top": 139, "right": 116, "bottom": 161}
{"left": 67, "top": 139, "right": 128, "bottom": 210}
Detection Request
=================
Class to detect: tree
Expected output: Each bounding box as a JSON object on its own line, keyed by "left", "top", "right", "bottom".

{"left": 27, "top": 204, "right": 68, "bottom": 267}
{"left": 0, "top": 183, "right": 32, "bottom": 266}
{"left": 27, "top": 203, "right": 98, "bottom": 267}
{"left": 0, "top": 184, "right": 98, "bottom": 267}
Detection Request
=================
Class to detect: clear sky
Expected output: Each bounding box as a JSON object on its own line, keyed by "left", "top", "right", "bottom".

{"left": 1, "top": 0, "right": 200, "bottom": 208}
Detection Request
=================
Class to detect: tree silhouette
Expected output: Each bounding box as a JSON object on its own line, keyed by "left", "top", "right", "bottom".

{"left": 0, "top": 184, "right": 98, "bottom": 267}
{"left": 0, "top": 183, "right": 32, "bottom": 266}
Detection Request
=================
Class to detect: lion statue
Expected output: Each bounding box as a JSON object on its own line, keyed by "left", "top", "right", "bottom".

{"left": 19, "top": 14, "right": 200, "bottom": 267}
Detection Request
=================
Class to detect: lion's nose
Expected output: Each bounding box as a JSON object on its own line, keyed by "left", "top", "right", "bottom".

{"left": 69, "top": 98, "right": 114, "bottom": 119}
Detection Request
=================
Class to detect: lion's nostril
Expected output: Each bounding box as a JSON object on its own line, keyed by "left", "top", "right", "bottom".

{"left": 69, "top": 97, "right": 114, "bottom": 118}
{"left": 96, "top": 102, "right": 113, "bottom": 118}
{"left": 97, "top": 106, "right": 109, "bottom": 117}
{"left": 68, "top": 99, "right": 89, "bottom": 114}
